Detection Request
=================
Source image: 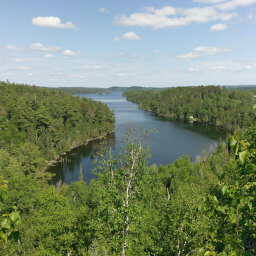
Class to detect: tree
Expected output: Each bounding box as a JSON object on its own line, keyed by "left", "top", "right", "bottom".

{"left": 202, "top": 128, "right": 256, "bottom": 255}
{"left": 90, "top": 128, "right": 161, "bottom": 255}
{"left": 0, "top": 176, "right": 21, "bottom": 244}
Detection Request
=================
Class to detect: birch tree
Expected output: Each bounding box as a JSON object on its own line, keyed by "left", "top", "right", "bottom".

{"left": 90, "top": 128, "right": 160, "bottom": 255}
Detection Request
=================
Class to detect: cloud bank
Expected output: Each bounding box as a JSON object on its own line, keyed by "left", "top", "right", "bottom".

{"left": 115, "top": 6, "right": 235, "bottom": 29}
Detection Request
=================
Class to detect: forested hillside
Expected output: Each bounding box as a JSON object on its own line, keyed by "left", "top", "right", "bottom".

{"left": 58, "top": 87, "right": 109, "bottom": 94}
{"left": 0, "top": 83, "right": 255, "bottom": 255}
{"left": 0, "top": 81, "right": 115, "bottom": 161}
{"left": 57, "top": 86, "right": 154, "bottom": 95}
{"left": 124, "top": 86, "right": 256, "bottom": 131}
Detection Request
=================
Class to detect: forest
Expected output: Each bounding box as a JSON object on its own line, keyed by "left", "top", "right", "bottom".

{"left": 0, "top": 81, "right": 115, "bottom": 161}
{"left": 58, "top": 86, "right": 156, "bottom": 95}
{"left": 0, "top": 83, "right": 255, "bottom": 255}
{"left": 124, "top": 86, "right": 256, "bottom": 131}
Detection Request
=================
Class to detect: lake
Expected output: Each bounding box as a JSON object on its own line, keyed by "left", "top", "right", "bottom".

{"left": 49, "top": 91, "right": 226, "bottom": 185}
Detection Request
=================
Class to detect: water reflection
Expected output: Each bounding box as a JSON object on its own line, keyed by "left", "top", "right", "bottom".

{"left": 154, "top": 114, "right": 226, "bottom": 141}
{"left": 49, "top": 134, "right": 115, "bottom": 185}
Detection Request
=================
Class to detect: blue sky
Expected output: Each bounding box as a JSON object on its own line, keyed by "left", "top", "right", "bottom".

{"left": 1, "top": 0, "right": 256, "bottom": 87}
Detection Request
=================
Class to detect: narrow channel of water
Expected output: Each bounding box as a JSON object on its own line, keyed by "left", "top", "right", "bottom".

{"left": 49, "top": 91, "right": 226, "bottom": 185}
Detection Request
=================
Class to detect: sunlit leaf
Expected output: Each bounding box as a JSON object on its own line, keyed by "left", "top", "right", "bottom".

{"left": 230, "top": 137, "right": 237, "bottom": 150}
{"left": 239, "top": 151, "right": 249, "bottom": 164}
{"left": 9, "top": 211, "right": 20, "bottom": 223}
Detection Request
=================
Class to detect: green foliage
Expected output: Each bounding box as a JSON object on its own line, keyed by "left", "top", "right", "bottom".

{"left": 201, "top": 129, "right": 256, "bottom": 255}
{"left": 124, "top": 86, "right": 256, "bottom": 131}
{"left": 57, "top": 86, "right": 152, "bottom": 95}
{"left": 0, "top": 81, "right": 114, "bottom": 254}
{"left": 89, "top": 129, "right": 162, "bottom": 255}
{"left": 0, "top": 81, "right": 255, "bottom": 255}
{"left": 0, "top": 81, "right": 115, "bottom": 160}
{"left": 0, "top": 176, "right": 21, "bottom": 243}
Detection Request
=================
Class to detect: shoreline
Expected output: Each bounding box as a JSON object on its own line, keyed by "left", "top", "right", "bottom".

{"left": 152, "top": 110, "right": 230, "bottom": 132}
{"left": 46, "top": 130, "right": 115, "bottom": 167}
{"left": 128, "top": 101, "right": 231, "bottom": 133}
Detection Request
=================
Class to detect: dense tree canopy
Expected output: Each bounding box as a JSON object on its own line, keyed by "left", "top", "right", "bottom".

{"left": 0, "top": 81, "right": 115, "bottom": 160}
{"left": 57, "top": 86, "right": 150, "bottom": 95}
{"left": 124, "top": 86, "right": 256, "bottom": 131}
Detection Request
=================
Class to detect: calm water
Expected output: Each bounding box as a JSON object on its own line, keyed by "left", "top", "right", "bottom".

{"left": 49, "top": 91, "right": 226, "bottom": 185}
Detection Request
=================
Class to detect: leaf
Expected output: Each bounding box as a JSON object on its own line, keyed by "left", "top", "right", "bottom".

{"left": 204, "top": 251, "right": 216, "bottom": 256}
{"left": 230, "top": 137, "right": 237, "bottom": 150}
{"left": 0, "top": 191, "right": 5, "bottom": 202}
{"left": 216, "top": 206, "right": 226, "bottom": 214}
{"left": 239, "top": 151, "right": 249, "bottom": 164}
{"left": 9, "top": 211, "right": 20, "bottom": 223}
{"left": 227, "top": 213, "right": 237, "bottom": 224}
{"left": 0, "top": 230, "right": 7, "bottom": 242}
{"left": 222, "top": 186, "right": 228, "bottom": 195}
{"left": 1, "top": 218, "right": 11, "bottom": 229}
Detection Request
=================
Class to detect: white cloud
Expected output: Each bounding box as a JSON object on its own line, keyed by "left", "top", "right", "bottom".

{"left": 176, "top": 46, "right": 230, "bottom": 60}
{"left": 210, "top": 65, "right": 227, "bottom": 70}
{"left": 99, "top": 8, "right": 109, "bottom": 13}
{"left": 216, "top": 0, "right": 256, "bottom": 11}
{"left": 32, "top": 16, "right": 76, "bottom": 29}
{"left": 145, "top": 6, "right": 176, "bottom": 16}
{"left": 211, "top": 23, "right": 227, "bottom": 30}
{"left": 122, "top": 32, "right": 141, "bottom": 40}
{"left": 191, "top": 60, "right": 254, "bottom": 72}
{"left": 44, "top": 54, "right": 55, "bottom": 59}
{"left": 5, "top": 45, "right": 23, "bottom": 51}
{"left": 27, "top": 72, "right": 33, "bottom": 76}
{"left": 248, "top": 13, "right": 254, "bottom": 20}
{"left": 107, "top": 53, "right": 115, "bottom": 58}
{"left": 154, "top": 50, "right": 161, "bottom": 54}
{"left": 131, "top": 54, "right": 138, "bottom": 59}
{"left": 81, "top": 65, "right": 104, "bottom": 70}
{"left": 194, "top": 0, "right": 227, "bottom": 3}
{"left": 62, "top": 49, "right": 79, "bottom": 57}
{"left": 12, "top": 58, "right": 23, "bottom": 63}
{"left": 0, "top": 72, "right": 12, "bottom": 76}
{"left": 195, "top": 0, "right": 256, "bottom": 11}
{"left": 118, "top": 73, "right": 137, "bottom": 77}
{"left": 68, "top": 74, "right": 85, "bottom": 78}
{"left": 107, "top": 52, "right": 124, "bottom": 58}
{"left": 114, "top": 36, "right": 120, "bottom": 42}
{"left": 16, "top": 66, "right": 28, "bottom": 70}
{"left": 188, "top": 67, "right": 200, "bottom": 72}
{"left": 114, "top": 32, "right": 141, "bottom": 41}
{"left": 6, "top": 43, "right": 60, "bottom": 52}
{"left": 245, "top": 64, "right": 256, "bottom": 70}
{"left": 30, "top": 43, "right": 60, "bottom": 52}
{"left": 115, "top": 6, "right": 235, "bottom": 29}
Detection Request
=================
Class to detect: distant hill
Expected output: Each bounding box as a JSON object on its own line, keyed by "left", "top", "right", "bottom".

{"left": 57, "top": 86, "right": 161, "bottom": 94}
{"left": 56, "top": 85, "right": 256, "bottom": 95}
{"left": 225, "top": 85, "right": 256, "bottom": 91}
{"left": 57, "top": 87, "right": 109, "bottom": 94}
